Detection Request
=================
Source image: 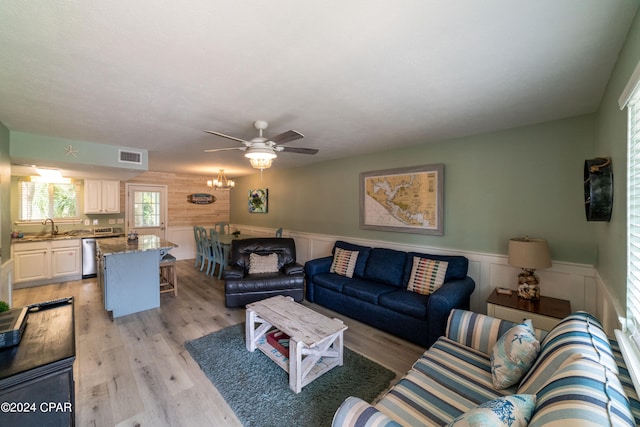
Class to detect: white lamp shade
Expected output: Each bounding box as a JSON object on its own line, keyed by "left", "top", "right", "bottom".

{"left": 508, "top": 237, "right": 552, "bottom": 269}
{"left": 244, "top": 147, "right": 277, "bottom": 160}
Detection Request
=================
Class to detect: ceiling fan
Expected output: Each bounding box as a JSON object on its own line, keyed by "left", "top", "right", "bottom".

{"left": 204, "top": 120, "right": 318, "bottom": 170}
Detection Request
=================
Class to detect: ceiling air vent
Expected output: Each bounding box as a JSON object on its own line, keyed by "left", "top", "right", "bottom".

{"left": 118, "top": 149, "right": 142, "bottom": 165}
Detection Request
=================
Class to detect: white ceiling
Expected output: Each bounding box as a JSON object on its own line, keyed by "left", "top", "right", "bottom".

{"left": 0, "top": 1, "right": 637, "bottom": 179}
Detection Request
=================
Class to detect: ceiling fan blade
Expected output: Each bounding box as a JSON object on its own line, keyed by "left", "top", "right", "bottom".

{"left": 204, "top": 130, "right": 250, "bottom": 145}
{"left": 279, "top": 146, "right": 319, "bottom": 155}
{"left": 204, "top": 147, "right": 247, "bottom": 153}
{"left": 269, "top": 130, "right": 304, "bottom": 144}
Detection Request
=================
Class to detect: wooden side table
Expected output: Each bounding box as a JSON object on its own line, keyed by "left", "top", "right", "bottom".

{"left": 486, "top": 288, "right": 571, "bottom": 331}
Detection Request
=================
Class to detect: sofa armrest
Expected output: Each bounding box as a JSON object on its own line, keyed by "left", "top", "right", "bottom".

{"left": 304, "top": 255, "right": 333, "bottom": 277}
{"left": 425, "top": 277, "right": 475, "bottom": 348}
{"left": 332, "top": 396, "right": 401, "bottom": 427}
{"left": 222, "top": 265, "right": 245, "bottom": 280}
{"left": 284, "top": 262, "right": 304, "bottom": 275}
{"left": 445, "top": 309, "right": 519, "bottom": 354}
{"left": 304, "top": 256, "right": 333, "bottom": 302}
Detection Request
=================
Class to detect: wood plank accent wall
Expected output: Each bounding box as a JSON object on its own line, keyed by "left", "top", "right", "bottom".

{"left": 123, "top": 171, "right": 230, "bottom": 227}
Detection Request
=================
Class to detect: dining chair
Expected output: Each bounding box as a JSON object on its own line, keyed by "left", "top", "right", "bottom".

{"left": 275, "top": 227, "right": 283, "bottom": 238}
{"left": 193, "top": 226, "right": 206, "bottom": 268}
{"left": 198, "top": 226, "right": 214, "bottom": 272}
{"left": 214, "top": 222, "right": 230, "bottom": 235}
{"left": 209, "top": 229, "right": 226, "bottom": 278}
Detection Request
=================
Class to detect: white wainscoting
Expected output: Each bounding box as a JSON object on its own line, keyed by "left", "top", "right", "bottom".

{"left": 0, "top": 259, "right": 13, "bottom": 307}
{"left": 175, "top": 224, "right": 621, "bottom": 336}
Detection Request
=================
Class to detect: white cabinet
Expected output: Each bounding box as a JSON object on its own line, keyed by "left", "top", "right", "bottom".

{"left": 51, "top": 240, "right": 82, "bottom": 278}
{"left": 13, "top": 239, "right": 81, "bottom": 285}
{"left": 84, "top": 180, "right": 120, "bottom": 214}
{"left": 14, "top": 241, "right": 50, "bottom": 284}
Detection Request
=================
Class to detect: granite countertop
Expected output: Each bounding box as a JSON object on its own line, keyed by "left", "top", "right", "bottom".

{"left": 96, "top": 235, "right": 177, "bottom": 256}
{"left": 13, "top": 229, "right": 124, "bottom": 243}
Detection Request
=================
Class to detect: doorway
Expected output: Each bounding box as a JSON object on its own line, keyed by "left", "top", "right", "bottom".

{"left": 126, "top": 184, "right": 168, "bottom": 240}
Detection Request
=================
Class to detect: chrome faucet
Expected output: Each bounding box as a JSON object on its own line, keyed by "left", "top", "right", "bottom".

{"left": 43, "top": 218, "right": 58, "bottom": 237}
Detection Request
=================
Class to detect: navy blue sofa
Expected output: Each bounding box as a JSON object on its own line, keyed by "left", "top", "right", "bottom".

{"left": 304, "top": 241, "right": 475, "bottom": 348}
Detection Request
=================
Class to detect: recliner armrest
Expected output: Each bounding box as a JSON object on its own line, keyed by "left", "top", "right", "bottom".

{"left": 284, "top": 262, "right": 304, "bottom": 275}
{"left": 222, "top": 265, "right": 245, "bottom": 279}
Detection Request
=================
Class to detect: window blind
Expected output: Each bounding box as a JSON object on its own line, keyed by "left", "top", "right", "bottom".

{"left": 18, "top": 181, "right": 80, "bottom": 221}
{"left": 627, "top": 88, "right": 640, "bottom": 347}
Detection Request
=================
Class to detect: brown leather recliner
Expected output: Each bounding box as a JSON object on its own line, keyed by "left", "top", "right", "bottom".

{"left": 222, "top": 237, "right": 304, "bottom": 307}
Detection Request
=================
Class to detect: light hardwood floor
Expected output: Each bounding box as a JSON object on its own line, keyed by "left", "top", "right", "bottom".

{"left": 12, "top": 260, "right": 425, "bottom": 427}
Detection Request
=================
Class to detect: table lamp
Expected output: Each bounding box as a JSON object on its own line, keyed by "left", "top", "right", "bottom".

{"left": 508, "top": 237, "right": 552, "bottom": 300}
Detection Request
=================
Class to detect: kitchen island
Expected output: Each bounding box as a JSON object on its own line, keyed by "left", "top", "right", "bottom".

{"left": 97, "top": 235, "right": 177, "bottom": 318}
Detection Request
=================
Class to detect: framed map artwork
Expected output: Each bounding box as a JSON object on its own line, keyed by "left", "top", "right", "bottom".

{"left": 360, "top": 164, "right": 444, "bottom": 235}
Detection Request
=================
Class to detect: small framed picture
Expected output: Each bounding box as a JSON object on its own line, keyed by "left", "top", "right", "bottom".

{"left": 248, "top": 189, "right": 268, "bottom": 213}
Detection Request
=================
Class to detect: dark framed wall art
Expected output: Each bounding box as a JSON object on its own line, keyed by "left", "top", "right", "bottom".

{"left": 248, "top": 188, "right": 268, "bottom": 213}
{"left": 360, "top": 164, "right": 444, "bottom": 235}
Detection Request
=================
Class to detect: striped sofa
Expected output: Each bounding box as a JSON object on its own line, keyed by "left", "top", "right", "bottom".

{"left": 333, "top": 310, "right": 640, "bottom": 426}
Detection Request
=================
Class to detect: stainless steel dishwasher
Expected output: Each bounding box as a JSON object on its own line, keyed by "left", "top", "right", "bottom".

{"left": 83, "top": 227, "right": 124, "bottom": 278}
{"left": 82, "top": 238, "right": 97, "bottom": 278}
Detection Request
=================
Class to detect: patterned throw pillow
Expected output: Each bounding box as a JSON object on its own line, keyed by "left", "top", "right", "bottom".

{"left": 446, "top": 394, "right": 536, "bottom": 427}
{"left": 330, "top": 247, "right": 359, "bottom": 278}
{"left": 248, "top": 253, "right": 279, "bottom": 274}
{"left": 491, "top": 320, "right": 540, "bottom": 389}
{"left": 406, "top": 257, "right": 448, "bottom": 295}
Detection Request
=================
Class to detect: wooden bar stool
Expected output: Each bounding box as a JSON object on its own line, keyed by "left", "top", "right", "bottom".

{"left": 160, "top": 253, "right": 177, "bottom": 296}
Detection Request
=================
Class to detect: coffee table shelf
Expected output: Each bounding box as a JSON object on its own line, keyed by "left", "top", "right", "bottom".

{"left": 246, "top": 295, "right": 347, "bottom": 393}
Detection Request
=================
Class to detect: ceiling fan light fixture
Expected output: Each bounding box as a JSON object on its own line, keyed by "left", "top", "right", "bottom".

{"left": 245, "top": 146, "right": 277, "bottom": 170}
{"left": 248, "top": 157, "right": 273, "bottom": 170}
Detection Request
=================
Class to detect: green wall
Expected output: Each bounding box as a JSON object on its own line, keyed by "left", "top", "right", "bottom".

{"left": 0, "top": 122, "right": 10, "bottom": 261}
{"left": 231, "top": 114, "right": 597, "bottom": 264}
{"left": 595, "top": 11, "right": 640, "bottom": 311}
{"left": 10, "top": 131, "right": 148, "bottom": 170}
{"left": 0, "top": 121, "right": 11, "bottom": 303}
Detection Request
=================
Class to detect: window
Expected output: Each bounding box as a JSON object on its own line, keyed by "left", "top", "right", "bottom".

{"left": 133, "top": 190, "right": 161, "bottom": 227}
{"left": 18, "top": 181, "right": 80, "bottom": 221}
{"left": 624, "top": 62, "right": 640, "bottom": 349}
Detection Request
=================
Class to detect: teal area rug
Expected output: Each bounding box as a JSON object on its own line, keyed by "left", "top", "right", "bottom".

{"left": 185, "top": 323, "right": 396, "bottom": 427}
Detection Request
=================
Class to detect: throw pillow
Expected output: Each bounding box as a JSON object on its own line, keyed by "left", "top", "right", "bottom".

{"left": 248, "top": 253, "right": 279, "bottom": 274}
{"left": 491, "top": 320, "right": 540, "bottom": 389}
{"left": 406, "top": 257, "right": 448, "bottom": 295}
{"left": 446, "top": 394, "right": 536, "bottom": 427}
{"left": 330, "top": 247, "right": 359, "bottom": 278}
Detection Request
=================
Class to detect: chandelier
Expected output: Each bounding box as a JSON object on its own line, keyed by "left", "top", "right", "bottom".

{"left": 207, "top": 169, "right": 235, "bottom": 190}
{"left": 245, "top": 147, "right": 277, "bottom": 171}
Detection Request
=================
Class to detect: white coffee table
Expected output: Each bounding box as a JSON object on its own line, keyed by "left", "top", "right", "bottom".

{"left": 245, "top": 295, "right": 348, "bottom": 393}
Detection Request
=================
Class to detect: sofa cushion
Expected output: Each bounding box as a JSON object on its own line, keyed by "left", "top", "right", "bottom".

{"left": 405, "top": 252, "right": 469, "bottom": 284}
{"left": 446, "top": 394, "right": 536, "bottom": 427}
{"left": 491, "top": 320, "right": 540, "bottom": 389}
{"left": 342, "top": 280, "right": 396, "bottom": 305}
{"left": 375, "top": 337, "right": 511, "bottom": 426}
{"left": 313, "top": 273, "right": 354, "bottom": 293}
{"left": 334, "top": 241, "right": 371, "bottom": 278}
{"left": 248, "top": 253, "right": 279, "bottom": 274}
{"left": 518, "top": 311, "right": 618, "bottom": 395}
{"left": 330, "top": 247, "right": 359, "bottom": 278}
{"left": 529, "top": 356, "right": 635, "bottom": 427}
{"left": 363, "top": 248, "right": 407, "bottom": 287}
{"left": 407, "top": 257, "right": 448, "bottom": 295}
{"left": 379, "top": 289, "right": 429, "bottom": 320}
